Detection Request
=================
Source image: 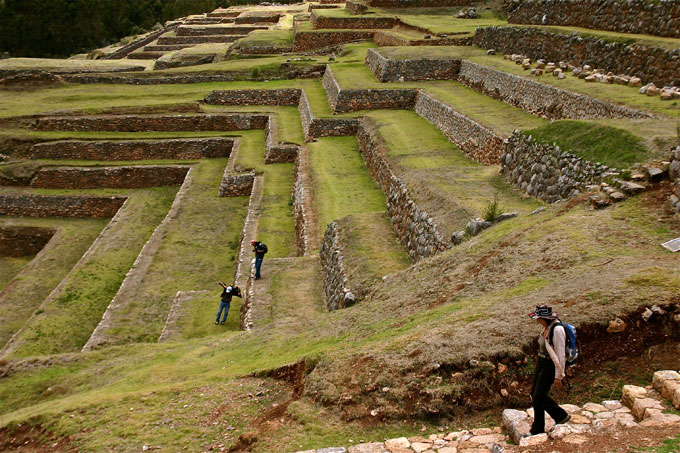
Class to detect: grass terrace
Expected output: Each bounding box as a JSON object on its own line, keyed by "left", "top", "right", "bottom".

{"left": 378, "top": 8, "right": 507, "bottom": 35}
{"left": 0, "top": 58, "right": 153, "bottom": 72}
{"left": 236, "top": 30, "right": 294, "bottom": 49}
{"left": 531, "top": 24, "right": 680, "bottom": 51}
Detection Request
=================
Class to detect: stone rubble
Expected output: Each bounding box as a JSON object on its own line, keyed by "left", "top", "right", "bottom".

{"left": 297, "top": 369, "right": 680, "bottom": 453}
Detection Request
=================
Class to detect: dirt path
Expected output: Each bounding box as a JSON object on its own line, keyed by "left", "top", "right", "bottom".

{"left": 234, "top": 173, "right": 264, "bottom": 289}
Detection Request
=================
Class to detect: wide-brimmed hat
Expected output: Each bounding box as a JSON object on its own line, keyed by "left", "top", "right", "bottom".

{"left": 529, "top": 304, "right": 558, "bottom": 320}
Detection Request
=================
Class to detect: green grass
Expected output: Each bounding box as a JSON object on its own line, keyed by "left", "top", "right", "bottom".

{"left": 384, "top": 9, "right": 507, "bottom": 35}
{"left": 201, "top": 105, "right": 305, "bottom": 144}
{"left": 530, "top": 24, "right": 680, "bottom": 51}
{"left": 84, "top": 158, "right": 248, "bottom": 347}
{"left": 0, "top": 256, "right": 33, "bottom": 292}
{"left": 3, "top": 186, "right": 178, "bottom": 358}
{"left": 0, "top": 217, "right": 107, "bottom": 349}
{"left": 524, "top": 120, "right": 649, "bottom": 168}
{"left": 307, "top": 136, "right": 388, "bottom": 241}
{"left": 0, "top": 58, "right": 153, "bottom": 72}
{"left": 632, "top": 434, "right": 680, "bottom": 452}
{"left": 237, "top": 30, "right": 294, "bottom": 48}
{"left": 377, "top": 46, "right": 488, "bottom": 60}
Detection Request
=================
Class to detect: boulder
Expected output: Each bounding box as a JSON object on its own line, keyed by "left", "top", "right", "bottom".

{"left": 583, "top": 403, "right": 607, "bottom": 413}
{"left": 647, "top": 167, "right": 665, "bottom": 182}
{"left": 660, "top": 90, "right": 673, "bottom": 100}
{"left": 502, "top": 409, "right": 530, "bottom": 444}
{"left": 385, "top": 438, "right": 410, "bottom": 451}
{"left": 348, "top": 442, "right": 388, "bottom": 453}
{"left": 609, "top": 191, "right": 626, "bottom": 202}
{"left": 646, "top": 85, "right": 659, "bottom": 96}
{"left": 465, "top": 218, "right": 492, "bottom": 236}
{"left": 619, "top": 181, "right": 646, "bottom": 195}
{"left": 519, "top": 433, "right": 548, "bottom": 447}
{"left": 629, "top": 77, "right": 642, "bottom": 87}
{"left": 602, "top": 400, "right": 623, "bottom": 410}
{"left": 631, "top": 397, "right": 664, "bottom": 420}
{"left": 494, "top": 212, "right": 518, "bottom": 223}
{"left": 622, "top": 385, "right": 647, "bottom": 408}
{"left": 451, "top": 230, "right": 465, "bottom": 245}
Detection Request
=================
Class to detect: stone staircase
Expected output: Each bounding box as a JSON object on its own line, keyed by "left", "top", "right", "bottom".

{"left": 296, "top": 369, "right": 680, "bottom": 452}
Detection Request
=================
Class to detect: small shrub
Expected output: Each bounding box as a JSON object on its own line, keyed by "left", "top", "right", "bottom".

{"left": 251, "top": 67, "right": 260, "bottom": 78}
{"left": 35, "top": 309, "right": 44, "bottom": 315}
{"left": 482, "top": 196, "right": 503, "bottom": 222}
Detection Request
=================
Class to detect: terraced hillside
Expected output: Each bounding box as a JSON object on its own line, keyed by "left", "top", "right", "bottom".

{"left": 0, "top": 1, "right": 679, "bottom": 452}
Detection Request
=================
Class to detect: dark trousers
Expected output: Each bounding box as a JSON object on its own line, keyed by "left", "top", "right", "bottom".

{"left": 255, "top": 256, "right": 263, "bottom": 279}
{"left": 531, "top": 357, "right": 568, "bottom": 434}
{"left": 216, "top": 300, "right": 230, "bottom": 323}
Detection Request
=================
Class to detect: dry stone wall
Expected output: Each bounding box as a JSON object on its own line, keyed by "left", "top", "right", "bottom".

{"left": 501, "top": 131, "right": 612, "bottom": 202}
{"left": 292, "top": 148, "right": 312, "bottom": 256}
{"left": 366, "top": 48, "right": 461, "bottom": 82}
{"left": 458, "top": 60, "right": 652, "bottom": 119}
{"left": 264, "top": 115, "right": 299, "bottom": 164}
{"left": 319, "top": 221, "right": 355, "bottom": 311}
{"left": 219, "top": 172, "right": 255, "bottom": 197}
{"left": 28, "top": 138, "right": 234, "bottom": 161}
{"left": 293, "top": 30, "right": 375, "bottom": 51}
{"left": 176, "top": 25, "right": 266, "bottom": 36}
{"left": 157, "top": 35, "right": 241, "bottom": 45}
{"left": 505, "top": 0, "right": 680, "bottom": 39}
{"left": 364, "top": 0, "right": 481, "bottom": 5}
{"left": 373, "top": 31, "right": 473, "bottom": 46}
{"left": 414, "top": 90, "right": 505, "bottom": 165}
{"left": 473, "top": 26, "right": 680, "bottom": 86}
{"left": 0, "top": 226, "right": 55, "bottom": 257}
{"left": 32, "top": 113, "right": 269, "bottom": 132}
{"left": 30, "top": 166, "right": 190, "bottom": 189}
{"left": 104, "top": 27, "right": 174, "bottom": 60}
{"left": 346, "top": 0, "right": 368, "bottom": 14}
{"left": 204, "top": 89, "right": 301, "bottom": 106}
{"left": 0, "top": 194, "right": 126, "bottom": 218}
{"left": 311, "top": 10, "right": 398, "bottom": 29}
{"left": 323, "top": 65, "right": 417, "bottom": 113}
{"left": 357, "top": 118, "right": 450, "bottom": 261}
{"left": 297, "top": 90, "right": 359, "bottom": 140}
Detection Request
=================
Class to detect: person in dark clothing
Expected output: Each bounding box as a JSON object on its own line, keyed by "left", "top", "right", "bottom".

{"left": 250, "top": 240, "right": 268, "bottom": 279}
{"left": 216, "top": 282, "right": 241, "bottom": 325}
{"left": 528, "top": 304, "right": 571, "bottom": 435}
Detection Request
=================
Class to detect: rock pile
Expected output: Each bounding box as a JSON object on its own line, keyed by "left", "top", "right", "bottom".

{"left": 451, "top": 212, "right": 518, "bottom": 245}
{"left": 668, "top": 146, "right": 680, "bottom": 213}
{"left": 298, "top": 369, "right": 680, "bottom": 452}
{"left": 455, "top": 8, "right": 479, "bottom": 19}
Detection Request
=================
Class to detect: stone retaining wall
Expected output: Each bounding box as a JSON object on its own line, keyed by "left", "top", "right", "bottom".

{"left": 365, "top": 48, "right": 461, "bottom": 82}
{"left": 457, "top": 60, "right": 652, "bottom": 119}
{"left": 364, "top": 0, "right": 481, "bottom": 5}
{"left": 292, "top": 148, "right": 312, "bottom": 256}
{"left": 103, "top": 28, "right": 173, "bottom": 60}
{"left": 29, "top": 138, "right": 234, "bottom": 161}
{"left": 505, "top": 0, "right": 680, "bottom": 39}
{"left": 264, "top": 115, "right": 299, "bottom": 164}
{"left": 501, "top": 131, "right": 611, "bottom": 202}
{"left": 0, "top": 226, "right": 56, "bottom": 257}
{"left": 144, "top": 44, "right": 193, "bottom": 52}
{"left": 0, "top": 194, "right": 126, "bottom": 218}
{"left": 235, "top": 14, "right": 281, "bottom": 24}
{"left": 319, "top": 221, "right": 355, "bottom": 311}
{"left": 203, "top": 89, "right": 302, "bottom": 106}
{"left": 219, "top": 172, "right": 255, "bottom": 197}
{"left": 293, "top": 30, "right": 375, "bottom": 51}
{"left": 176, "top": 25, "right": 265, "bottom": 36}
{"left": 473, "top": 26, "right": 680, "bottom": 87}
{"left": 414, "top": 90, "right": 505, "bottom": 165}
{"left": 323, "top": 65, "right": 417, "bottom": 113}
{"left": 373, "top": 31, "right": 473, "bottom": 46}
{"left": 346, "top": 0, "right": 368, "bottom": 14}
{"left": 32, "top": 113, "right": 269, "bottom": 132}
{"left": 238, "top": 45, "right": 294, "bottom": 54}
{"left": 297, "top": 90, "right": 359, "bottom": 140}
{"left": 30, "top": 165, "right": 190, "bottom": 189}
{"left": 311, "top": 11, "right": 398, "bottom": 29}
{"left": 127, "top": 52, "right": 164, "bottom": 60}
{"left": 157, "top": 35, "right": 241, "bottom": 45}
{"left": 357, "top": 118, "right": 450, "bottom": 261}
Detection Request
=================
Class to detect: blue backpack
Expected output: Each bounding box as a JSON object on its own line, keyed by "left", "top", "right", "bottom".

{"left": 550, "top": 320, "right": 579, "bottom": 367}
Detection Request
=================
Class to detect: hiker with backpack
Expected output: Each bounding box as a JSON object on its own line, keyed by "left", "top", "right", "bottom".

{"left": 250, "top": 240, "right": 268, "bottom": 280}
{"left": 527, "top": 304, "right": 578, "bottom": 436}
{"left": 215, "top": 281, "right": 242, "bottom": 325}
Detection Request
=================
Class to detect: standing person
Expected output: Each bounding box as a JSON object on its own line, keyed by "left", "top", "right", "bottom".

{"left": 527, "top": 304, "right": 571, "bottom": 435}
{"left": 250, "top": 240, "right": 268, "bottom": 280}
{"left": 216, "top": 282, "right": 241, "bottom": 325}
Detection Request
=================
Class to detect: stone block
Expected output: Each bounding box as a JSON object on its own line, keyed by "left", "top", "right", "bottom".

{"left": 631, "top": 397, "right": 664, "bottom": 420}
{"left": 502, "top": 409, "right": 530, "bottom": 444}
{"left": 549, "top": 424, "right": 571, "bottom": 439}
{"left": 622, "top": 385, "right": 647, "bottom": 409}
{"left": 348, "top": 442, "right": 388, "bottom": 453}
{"left": 652, "top": 370, "right": 680, "bottom": 394}
{"left": 410, "top": 442, "right": 432, "bottom": 453}
{"left": 583, "top": 402, "right": 607, "bottom": 413}
{"left": 384, "top": 437, "right": 409, "bottom": 451}
{"left": 601, "top": 400, "right": 623, "bottom": 410}
{"left": 519, "top": 433, "right": 548, "bottom": 447}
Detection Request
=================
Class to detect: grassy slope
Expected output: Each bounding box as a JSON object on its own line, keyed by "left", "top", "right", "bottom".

{"left": 525, "top": 120, "right": 648, "bottom": 168}
{"left": 0, "top": 257, "right": 32, "bottom": 292}
{"left": 234, "top": 131, "right": 297, "bottom": 258}
{"left": 2, "top": 186, "right": 178, "bottom": 358}
{"left": 307, "top": 136, "right": 387, "bottom": 241}
{"left": 366, "top": 109, "right": 541, "bottom": 238}
{"left": 0, "top": 218, "right": 107, "bottom": 349}
{"left": 238, "top": 30, "right": 294, "bottom": 47}
{"left": 91, "top": 158, "right": 248, "bottom": 346}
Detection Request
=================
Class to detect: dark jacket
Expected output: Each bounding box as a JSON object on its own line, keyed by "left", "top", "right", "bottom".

{"left": 253, "top": 241, "right": 268, "bottom": 259}
{"left": 220, "top": 285, "right": 242, "bottom": 303}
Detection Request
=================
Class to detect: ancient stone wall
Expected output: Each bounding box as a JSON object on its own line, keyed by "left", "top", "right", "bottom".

{"left": 346, "top": 0, "right": 368, "bottom": 14}
{"left": 237, "top": 45, "right": 294, "bottom": 54}
{"left": 323, "top": 65, "right": 417, "bottom": 113}
{"left": 203, "top": 89, "right": 301, "bottom": 106}
{"left": 264, "top": 115, "right": 299, "bottom": 164}
{"left": 414, "top": 90, "right": 505, "bottom": 165}
{"left": 292, "top": 149, "right": 311, "bottom": 256}
{"left": 298, "top": 90, "right": 359, "bottom": 140}
{"left": 104, "top": 28, "right": 173, "bottom": 60}
{"left": 219, "top": 172, "right": 255, "bottom": 197}
{"left": 176, "top": 25, "right": 266, "bottom": 36}
{"left": 473, "top": 26, "right": 680, "bottom": 86}
{"left": 311, "top": 10, "right": 398, "bottom": 29}
{"left": 365, "top": 0, "right": 481, "bottom": 5}
{"left": 0, "top": 194, "right": 126, "bottom": 218}
{"left": 501, "top": 131, "right": 612, "bottom": 202}
{"left": 457, "top": 60, "right": 652, "bottom": 119}
{"left": 0, "top": 226, "right": 55, "bottom": 257}
{"left": 373, "top": 31, "right": 473, "bottom": 46}
{"left": 32, "top": 113, "right": 269, "bottom": 132}
{"left": 157, "top": 35, "right": 241, "bottom": 45}
{"left": 28, "top": 138, "right": 234, "bottom": 161}
{"left": 293, "top": 30, "right": 375, "bottom": 51}
{"left": 357, "top": 118, "right": 450, "bottom": 261}
{"left": 319, "top": 221, "right": 355, "bottom": 311}
{"left": 365, "top": 48, "right": 461, "bottom": 82}
{"left": 30, "top": 166, "right": 190, "bottom": 189}
{"left": 505, "top": 0, "right": 680, "bottom": 39}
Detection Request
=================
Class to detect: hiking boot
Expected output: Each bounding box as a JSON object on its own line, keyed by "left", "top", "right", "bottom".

{"left": 557, "top": 414, "right": 571, "bottom": 424}
{"left": 220, "top": 322, "right": 225, "bottom": 325}
{"left": 215, "top": 321, "right": 219, "bottom": 325}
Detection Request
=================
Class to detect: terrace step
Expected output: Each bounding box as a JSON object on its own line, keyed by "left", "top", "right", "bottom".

{"left": 127, "top": 51, "right": 165, "bottom": 60}
{"left": 156, "top": 35, "right": 241, "bottom": 45}
{"left": 143, "top": 44, "right": 195, "bottom": 52}
{"left": 176, "top": 25, "right": 268, "bottom": 36}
